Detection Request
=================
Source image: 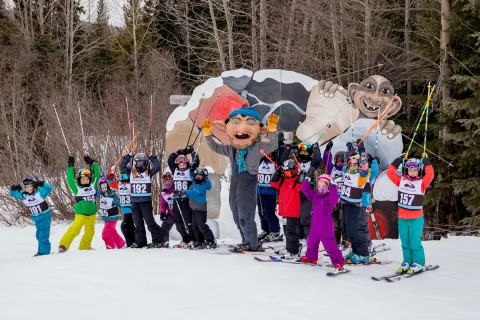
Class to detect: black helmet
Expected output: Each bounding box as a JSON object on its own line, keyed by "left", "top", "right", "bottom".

{"left": 77, "top": 169, "right": 92, "bottom": 186}
{"left": 193, "top": 167, "right": 208, "bottom": 184}
{"left": 22, "top": 176, "right": 36, "bottom": 186}
{"left": 133, "top": 153, "right": 149, "bottom": 171}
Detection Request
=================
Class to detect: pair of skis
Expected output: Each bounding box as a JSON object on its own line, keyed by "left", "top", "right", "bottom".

{"left": 371, "top": 265, "right": 439, "bottom": 282}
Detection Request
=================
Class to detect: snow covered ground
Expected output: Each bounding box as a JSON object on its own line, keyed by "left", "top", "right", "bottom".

{"left": 1, "top": 223, "right": 480, "bottom": 320}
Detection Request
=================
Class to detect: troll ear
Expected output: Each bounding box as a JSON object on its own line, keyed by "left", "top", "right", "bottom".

{"left": 260, "top": 126, "right": 270, "bottom": 135}
{"left": 213, "top": 120, "right": 226, "bottom": 132}
{"left": 348, "top": 82, "right": 359, "bottom": 109}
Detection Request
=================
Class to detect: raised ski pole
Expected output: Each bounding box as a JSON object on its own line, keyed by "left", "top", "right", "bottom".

{"left": 191, "top": 94, "right": 220, "bottom": 146}
{"left": 78, "top": 102, "right": 87, "bottom": 155}
{"left": 401, "top": 133, "right": 453, "bottom": 167}
{"left": 260, "top": 149, "right": 279, "bottom": 169}
{"left": 53, "top": 103, "right": 71, "bottom": 155}
{"left": 148, "top": 95, "right": 153, "bottom": 153}
{"left": 186, "top": 93, "right": 204, "bottom": 148}
{"left": 422, "top": 84, "right": 434, "bottom": 159}
{"left": 114, "top": 132, "right": 140, "bottom": 167}
{"left": 357, "top": 97, "right": 400, "bottom": 146}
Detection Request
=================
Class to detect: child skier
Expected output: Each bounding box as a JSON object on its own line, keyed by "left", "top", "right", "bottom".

{"left": 167, "top": 147, "right": 200, "bottom": 246}
{"left": 97, "top": 177, "right": 125, "bottom": 249}
{"left": 179, "top": 167, "right": 216, "bottom": 248}
{"left": 387, "top": 156, "right": 434, "bottom": 274}
{"left": 119, "top": 152, "right": 164, "bottom": 248}
{"left": 159, "top": 172, "right": 175, "bottom": 247}
{"left": 10, "top": 177, "right": 53, "bottom": 256}
{"left": 270, "top": 159, "right": 303, "bottom": 259}
{"left": 299, "top": 173, "right": 346, "bottom": 273}
{"left": 118, "top": 173, "right": 135, "bottom": 247}
{"left": 257, "top": 151, "right": 282, "bottom": 243}
{"left": 296, "top": 141, "right": 321, "bottom": 240}
{"left": 58, "top": 155, "right": 101, "bottom": 253}
{"left": 340, "top": 153, "right": 371, "bottom": 263}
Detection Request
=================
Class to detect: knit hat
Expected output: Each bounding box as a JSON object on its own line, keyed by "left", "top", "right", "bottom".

{"left": 227, "top": 107, "right": 262, "bottom": 123}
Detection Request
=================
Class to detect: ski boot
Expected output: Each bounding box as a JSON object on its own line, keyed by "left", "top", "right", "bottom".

{"left": 344, "top": 251, "right": 355, "bottom": 260}
{"left": 281, "top": 251, "right": 301, "bottom": 260}
{"left": 129, "top": 243, "right": 145, "bottom": 249}
{"left": 263, "top": 232, "right": 284, "bottom": 243}
{"left": 396, "top": 262, "right": 410, "bottom": 274}
{"left": 206, "top": 240, "right": 217, "bottom": 249}
{"left": 258, "top": 231, "right": 270, "bottom": 242}
{"left": 299, "top": 255, "right": 318, "bottom": 265}
{"left": 33, "top": 252, "right": 44, "bottom": 257}
{"left": 347, "top": 253, "right": 371, "bottom": 264}
{"left": 58, "top": 245, "right": 67, "bottom": 253}
{"left": 147, "top": 243, "right": 164, "bottom": 249}
{"left": 274, "top": 247, "right": 287, "bottom": 255}
{"left": 407, "top": 263, "right": 426, "bottom": 275}
{"left": 193, "top": 241, "right": 208, "bottom": 250}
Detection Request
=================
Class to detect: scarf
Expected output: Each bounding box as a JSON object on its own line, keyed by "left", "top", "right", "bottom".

{"left": 236, "top": 147, "right": 250, "bottom": 173}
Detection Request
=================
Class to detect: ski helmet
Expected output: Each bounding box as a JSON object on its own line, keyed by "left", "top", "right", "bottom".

{"left": 317, "top": 174, "right": 332, "bottom": 186}
{"left": 120, "top": 173, "right": 129, "bottom": 183}
{"left": 404, "top": 158, "right": 422, "bottom": 176}
{"left": 98, "top": 177, "right": 111, "bottom": 192}
{"left": 281, "top": 159, "right": 298, "bottom": 178}
{"left": 161, "top": 172, "right": 173, "bottom": 189}
{"left": 193, "top": 167, "right": 209, "bottom": 184}
{"left": 22, "top": 176, "right": 36, "bottom": 186}
{"left": 133, "top": 153, "right": 149, "bottom": 172}
{"left": 297, "top": 141, "right": 313, "bottom": 162}
{"left": 77, "top": 169, "right": 92, "bottom": 186}
{"left": 334, "top": 151, "right": 345, "bottom": 170}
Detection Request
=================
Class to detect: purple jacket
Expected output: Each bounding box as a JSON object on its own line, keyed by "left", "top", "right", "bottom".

{"left": 301, "top": 181, "right": 339, "bottom": 233}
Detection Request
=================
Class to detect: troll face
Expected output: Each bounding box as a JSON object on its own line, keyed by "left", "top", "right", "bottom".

{"left": 214, "top": 115, "right": 270, "bottom": 149}
{"left": 348, "top": 75, "right": 402, "bottom": 119}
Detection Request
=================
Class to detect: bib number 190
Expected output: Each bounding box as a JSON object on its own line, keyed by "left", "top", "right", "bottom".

{"left": 258, "top": 174, "right": 271, "bottom": 184}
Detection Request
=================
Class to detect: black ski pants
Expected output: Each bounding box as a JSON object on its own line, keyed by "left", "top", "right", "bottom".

{"left": 120, "top": 213, "right": 136, "bottom": 247}
{"left": 286, "top": 217, "right": 300, "bottom": 255}
{"left": 342, "top": 203, "right": 369, "bottom": 256}
{"left": 173, "top": 198, "right": 194, "bottom": 243}
{"left": 160, "top": 215, "right": 175, "bottom": 243}
{"left": 131, "top": 201, "right": 164, "bottom": 246}
{"left": 297, "top": 196, "right": 312, "bottom": 239}
{"left": 192, "top": 210, "right": 214, "bottom": 243}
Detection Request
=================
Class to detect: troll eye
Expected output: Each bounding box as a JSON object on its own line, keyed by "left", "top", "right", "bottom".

{"left": 365, "top": 83, "right": 375, "bottom": 91}
{"left": 247, "top": 120, "right": 255, "bottom": 126}
{"left": 232, "top": 118, "right": 240, "bottom": 124}
{"left": 381, "top": 87, "right": 392, "bottom": 95}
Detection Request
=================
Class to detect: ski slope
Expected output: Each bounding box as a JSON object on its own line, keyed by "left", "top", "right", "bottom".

{"left": 1, "top": 223, "right": 479, "bottom": 320}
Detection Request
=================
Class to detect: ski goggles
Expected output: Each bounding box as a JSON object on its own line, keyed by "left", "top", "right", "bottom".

{"left": 79, "top": 170, "right": 91, "bottom": 177}
{"left": 335, "top": 158, "right": 344, "bottom": 164}
{"left": 120, "top": 173, "right": 129, "bottom": 181}
{"left": 99, "top": 182, "right": 109, "bottom": 189}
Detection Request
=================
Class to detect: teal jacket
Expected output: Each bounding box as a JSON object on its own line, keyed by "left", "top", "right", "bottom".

{"left": 10, "top": 182, "right": 53, "bottom": 222}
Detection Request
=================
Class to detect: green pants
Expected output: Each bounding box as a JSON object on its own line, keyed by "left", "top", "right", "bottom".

{"left": 398, "top": 217, "right": 425, "bottom": 265}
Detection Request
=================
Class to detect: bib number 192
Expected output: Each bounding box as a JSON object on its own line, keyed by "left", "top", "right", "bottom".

{"left": 132, "top": 184, "right": 147, "bottom": 194}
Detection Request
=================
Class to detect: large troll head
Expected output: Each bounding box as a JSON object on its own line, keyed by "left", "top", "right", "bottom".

{"left": 213, "top": 107, "right": 270, "bottom": 149}
{"left": 348, "top": 75, "right": 402, "bottom": 119}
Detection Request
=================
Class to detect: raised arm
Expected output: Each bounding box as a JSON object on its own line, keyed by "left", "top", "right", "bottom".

{"left": 386, "top": 156, "right": 402, "bottom": 187}
{"left": 149, "top": 155, "right": 161, "bottom": 177}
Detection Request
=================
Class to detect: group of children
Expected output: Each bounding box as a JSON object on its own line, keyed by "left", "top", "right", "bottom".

{"left": 9, "top": 148, "right": 217, "bottom": 255}
{"left": 10, "top": 133, "right": 434, "bottom": 276}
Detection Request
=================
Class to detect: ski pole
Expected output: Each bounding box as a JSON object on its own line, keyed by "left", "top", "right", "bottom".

{"left": 114, "top": 132, "right": 140, "bottom": 167}
{"left": 78, "top": 102, "right": 87, "bottom": 155}
{"left": 186, "top": 93, "right": 204, "bottom": 148}
{"left": 367, "top": 207, "right": 382, "bottom": 240}
{"left": 53, "top": 103, "right": 71, "bottom": 155}
{"left": 259, "top": 149, "right": 279, "bottom": 169}
{"left": 357, "top": 97, "right": 400, "bottom": 146}
{"left": 422, "top": 84, "right": 434, "bottom": 159}
{"left": 174, "top": 198, "right": 189, "bottom": 235}
{"left": 401, "top": 133, "right": 453, "bottom": 167}
{"left": 148, "top": 95, "right": 153, "bottom": 153}
{"left": 192, "top": 94, "right": 220, "bottom": 146}
{"left": 374, "top": 107, "right": 381, "bottom": 157}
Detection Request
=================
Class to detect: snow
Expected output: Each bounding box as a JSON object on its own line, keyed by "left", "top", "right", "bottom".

{"left": 1, "top": 221, "right": 480, "bottom": 320}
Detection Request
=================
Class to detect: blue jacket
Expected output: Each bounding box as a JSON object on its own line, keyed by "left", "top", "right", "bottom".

{"left": 96, "top": 189, "right": 121, "bottom": 221}
{"left": 362, "top": 159, "right": 379, "bottom": 208}
{"left": 185, "top": 172, "right": 211, "bottom": 205}
{"left": 10, "top": 183, "right": 53, "bottom": 222}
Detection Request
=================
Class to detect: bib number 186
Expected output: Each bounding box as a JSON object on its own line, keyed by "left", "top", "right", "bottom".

{"left": 174, "top": 181, "right": 188, "bottom": 191}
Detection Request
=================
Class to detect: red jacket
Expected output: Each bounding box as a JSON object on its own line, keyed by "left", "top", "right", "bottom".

{"left": 386, "top": 164, "right": 434, "bottom": 219}
{"left": 270, "top": 176, "right": 302, "bottom": 218}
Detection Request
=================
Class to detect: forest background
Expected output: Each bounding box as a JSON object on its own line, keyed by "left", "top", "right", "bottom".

{"left": 0, "top": 0, "right": 479, "bottom": 236}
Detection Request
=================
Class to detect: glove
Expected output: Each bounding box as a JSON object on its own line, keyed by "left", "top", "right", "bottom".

{"left": 267, "top": 114, "right": 279, "bottom": 131}
{"left": 160, "top": 212, "right": 168, "bottom": 221}
{"left": 373, "top": 157, "right": 380, "bottom": 165}
{"left": 84, "top": 155, "right": 96, "bottom": 165}
{"left": 298, "top": 171, "right": 307, "bottom": 183}
{"left": 326, "top": 141, "right": 334, "bottom": 151}
{"left": 34, "top": 181, "right": 45, "bottom": 188}
{"left": 176, "top": 191, "right": 187, "bottom": 198}
{"left": 391, "top": 156, "right": 403, "bottom": 168}
{"left": 184, "top": 145, "right": 194, "bottom": 155}
{"left": 346, "top": 142, "right": 354, "bottom": 151}
{"left": 68, "top": 156, "right": 75, "bottom": 167}
{"left": 202, "top": 119, "right": 213, "bottom": 136}
{"left": 356, "top": 139, "right": 365, "bottom": 152}
{"left": 176, "top": 148, "right": 185, "bottom": 155}
{"left": 10, "top": 184, "right": 22, "bottom": 191}
{"left": 289, "top": 142, "right": 298, "bottom": 150}
{"left": 278, "top": 132, "right": 285, "bottom": 147}
{"left": 271, "top": 169, "right": 282, "bottom": 182}
{"left": 422, "top": 157, "right": 431, "bottom": 166}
